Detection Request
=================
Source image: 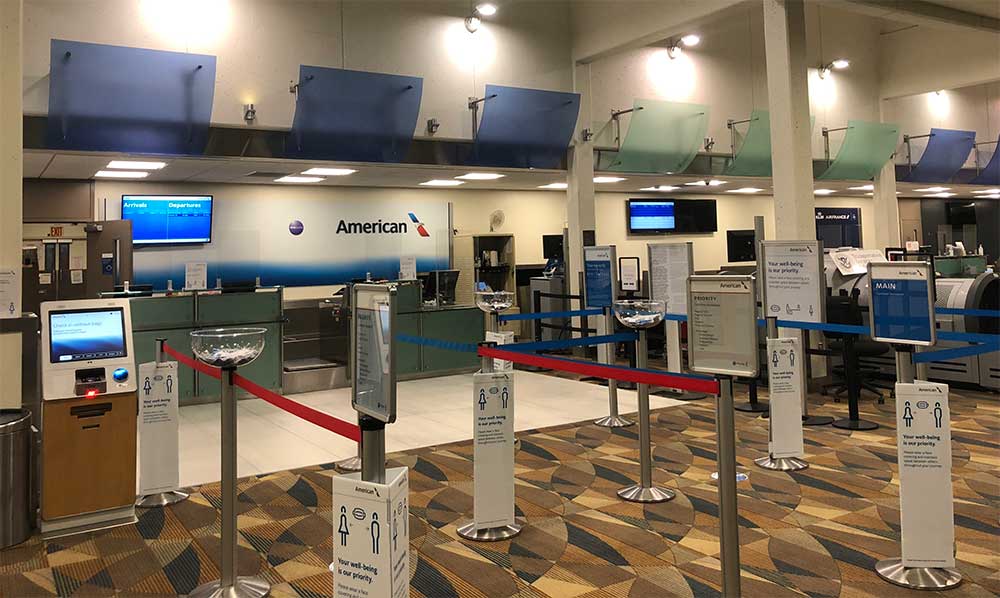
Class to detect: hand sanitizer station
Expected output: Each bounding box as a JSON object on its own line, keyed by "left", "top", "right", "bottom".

{"left": 39, "top": 298, "right": 138, "bottom": 537}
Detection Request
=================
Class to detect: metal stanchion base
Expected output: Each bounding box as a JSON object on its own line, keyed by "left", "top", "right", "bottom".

{"left": 803, "top": 415, "right": 834, "bottom": 426}
{"left": 656, "top": 389, "right": 708, "bottom": 401}
{"left": 188, "top": 576, "right": 271, "bottom": 598}
{"left": 135, "top": 490, "right": 189, "bottom": 508}
{"left": 335, "top": 456, "right": 362, "bottom": 472}
{"left": 874, "top": 558, "right": 962, "bottom": 590}
{"left": 594, "top": 414, "right": 635, "bottom": 428}
{"left": 734, "top": 402, "right": 769, "bottom": 413}
{"left": 456, "top": 520, "right": 523, "bottom": 542}
{"left": 832, "top": 418, "right": 879, "bottom": 431}
{"left": 754, "top": 456, "right": 808, "bottom": 471}
{"left": 617, "top": 484, "right": 675, "bottom": 503}
{"left": 711, "top": 471, "right": 749, "bottom": 482}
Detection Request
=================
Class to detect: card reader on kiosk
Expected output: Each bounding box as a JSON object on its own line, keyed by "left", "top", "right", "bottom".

{"left": 39, "top": 298, "right": 138, "bottom": 537}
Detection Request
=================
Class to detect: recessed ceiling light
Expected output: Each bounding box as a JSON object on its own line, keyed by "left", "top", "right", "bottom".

{"left": 594, "top": 176, "right": 626, "bottom": 183}
{"left": 301, "top": 167, "right": 356, "bottom": 176}
{"left": 971, "top": 188, "right": 1000, "bottom": 194}
{"left": 420, "top": 179, "right": 464, "bottom": 187}
{"left": 685, "top": 179, "right": 726, "bottom": 187}
{"left": 865, "top": 192, "right": 874, "bottom": 196}
{"left": 538, "top": 182, "right": 568, "bottom": 190}
{"left": 95, "top": 170, "right": 149, "bottom": 178}
{"left": 456, "top": 172, "right": 506, "bottom": 180}
{"left": 640, "top": 185, "right": 681, "bottom": 192}
{"left": 475, "top": 3, "right": 497, "bottom": 16}
{"left": 106, "top": 160, "right": 166, "bottom": 170}
{"left": 915, "top": 186, "right": 950, "bottom": 193}
{"left": 726, "top": 187, "right": 765, "bottom": 194}
{"left": 923, "top": 192, "right": 956, "bottom": 198}
{"left": 814, "top": 189, "right": 836, "bottom": 195}
{"left": 681, "top": 34, "right": 700, "bottom": 47}
{"left": 848, "top": 184, "right": 874, "bottom": 191}
{"left": 275, "top": 175, "right": 324, "bottom": 183}
{"left": 983, "top": 193, "right": 1000, "bottom": 199}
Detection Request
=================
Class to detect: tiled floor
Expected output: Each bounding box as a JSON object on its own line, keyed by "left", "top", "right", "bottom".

{"left": 176, "top": 371, "right": 684, "bottom": 487}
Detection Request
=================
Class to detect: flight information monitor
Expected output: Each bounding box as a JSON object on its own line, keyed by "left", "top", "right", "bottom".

{"left": 49, "top": 307, "right": 128, "bottom": 363}
{"left": 121, "top": 195, "right": 214, "bottom": 245}
{"left": 628, "top": 200, "right": 675, "bottom": 233}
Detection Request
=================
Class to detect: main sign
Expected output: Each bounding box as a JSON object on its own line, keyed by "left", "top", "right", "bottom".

{"left": 687, "top": 275, "right": 759, "bottom": 377}
{"left": 353, "top": 283, "right": 397, "bottom": 422}
{"left": 869, "top": 261, "right": 935, "bottom": 346}
{"left": 760, "top": 240, "right": 824, "bottom": 324}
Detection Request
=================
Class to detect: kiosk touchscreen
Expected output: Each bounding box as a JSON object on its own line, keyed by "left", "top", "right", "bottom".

{"left": 41, "top": 298, "right": 137, "bottom": 400}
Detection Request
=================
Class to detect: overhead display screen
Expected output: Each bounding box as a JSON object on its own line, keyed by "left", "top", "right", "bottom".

{"left": 121, "top": 195, "right": 213, "bottom": 245}
{"left": 627, "top": 199, "right": 717, "bottom": 234}
{"left": 49, "top": 308, "right": 127, "bottom": 363}
{"left": 628, "top": 201, "right": 675, "bottom": 232}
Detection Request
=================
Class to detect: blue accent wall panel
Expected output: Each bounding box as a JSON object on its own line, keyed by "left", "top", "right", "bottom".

{"left": 904, "top": 128, "right": 975, "bottom": 183}
{"left": 472, "top": 85, "right": 580, "bottom": 169}
{"left": 287, "top": 66, "right": 423, "bottom": 162}
{"left": 46, "top": 39, "right": 216, "bottom": 155}
{"left": 971, "top": 135, "right": 999, "bottom": 185}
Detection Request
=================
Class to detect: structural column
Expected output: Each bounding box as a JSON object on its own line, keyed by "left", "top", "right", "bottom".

{"left": 762, "top": 0, "right": 815, "bottom": 241}
{"left": 566, "top": 137, "right": 596, "bottom": 334}
{"left": 873, "top": 159, "right": 901, "bottom": 248}
{"left": 0, "top": 1, "right": 23, "bottom": 410}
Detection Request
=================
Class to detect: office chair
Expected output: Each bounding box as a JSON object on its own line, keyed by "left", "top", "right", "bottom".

{"left": 821, "top": 290, "right": 890, "bottom": 404}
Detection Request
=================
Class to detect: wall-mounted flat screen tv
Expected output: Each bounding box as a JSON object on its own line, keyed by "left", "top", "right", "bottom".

{"left": 121, "top": 195, "right": 213, "bottom": 245}
{"left": 627, "top": 199, "right": 717, "bottom": 234}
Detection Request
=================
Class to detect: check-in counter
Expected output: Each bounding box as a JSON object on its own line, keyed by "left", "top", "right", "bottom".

{"left": 392, "top": 280, "right": 485, "bottom": 378}
{"left": 129, "top": 288, "right": 284, "bottom": 405}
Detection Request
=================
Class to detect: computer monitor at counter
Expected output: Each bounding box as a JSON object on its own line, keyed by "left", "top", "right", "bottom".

{"left": 419, "top": 269, "right": 460, "bottom": 305}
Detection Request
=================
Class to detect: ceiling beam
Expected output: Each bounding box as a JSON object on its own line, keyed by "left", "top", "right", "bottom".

{"left": 834, "top": 0, "right": 1000, "bottom": 33}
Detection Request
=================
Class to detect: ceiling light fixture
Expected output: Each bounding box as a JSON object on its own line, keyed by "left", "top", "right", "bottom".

{"left": 420, "top": 179, "right": 464, "bottom": 187}
{"left": 301, "top": 167, "right": 356, "bottom": 176}
{"left": 475, "top": 3, "right": 497, "bottom": 16}
{"left": 538, "top": 182, "right": 568, "bottom": 190}
{"left": 971, "top": 188, "right": 1000, "bottom": 194}
{"left": 680, "top": 34, "right": 700, "bottom": 47}
{"left": 667, "top": 44, "right": 683, "bottom": 59}
{"left": 640, "top": 185, "right": 681, "bottom": 192}
{"left": 464, "top": 15, "right": 481, "bottom": 33}
{"left": 982, "top": 193, "right": 1000, "bottom": 199}
{"left": 814, "top": 189, "right": 836, "bottom": 195}
{"left": 94, "top": 170, "right": 149, "bottom": 178}
{"left": 726, "top": 187, "right": 764, "bottom": 194}
{"left": 923, "top": 192, "right": 956, "bottom": 198}
{"left": 594, "top": 176, "right": 626, "bottom": 183}
{"left": 915, "top": 186, "right": 950, "bottom": 193}
{"left": 684, "top": 179, "right": 726, "bottom": 187}
{"left": 107, "top": 160, "right": 167, "bottom": 170}
{"left": 848, "top": 184, "right": 874, "bottom": 191}
{"left": 456, "top": 172, "right": 506, "bottom": 180}
{"left": 275, "top": 175, "right": 324, "bottom": 183}
{"left": 819, "top": 58, "right": 849, "bottom": 79}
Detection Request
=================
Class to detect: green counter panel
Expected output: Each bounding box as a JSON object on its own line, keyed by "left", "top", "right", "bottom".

{"left": 132, "top": 329, "right": 196, "bottom": 402}
{"left": 420, "top": 308, "right": 483, "bottom": 372}
{"left": 197, "top": 291, "right": 281, "bottom": 326}
{"left": 130, "top": 295, "right": 195, "bottom": 330}
{"left": 196, "top": 323, "right": 282, "bottom": 399}
{"left": 396, "top": 313, "right": 421, "bottom": 375}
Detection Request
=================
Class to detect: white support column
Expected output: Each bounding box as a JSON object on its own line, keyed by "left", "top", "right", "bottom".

{"left": 762, "top": 0, "right": 815, "bottom": 240}
{"left": 0, "top": 1, "right": 23, "bottom": 410}
{"left": 567, "top": 140, "right": 596, "bottom": 334}
{"left": 873, "top": 160, "right": 901, "bottom": 249}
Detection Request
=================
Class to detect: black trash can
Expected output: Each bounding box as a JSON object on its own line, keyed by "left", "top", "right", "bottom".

{"left": 0, "top": 409, "right": 32, "bottom": 548}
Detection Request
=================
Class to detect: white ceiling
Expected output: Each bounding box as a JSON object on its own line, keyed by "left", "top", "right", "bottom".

{"left": 22, "top": 149, "right": 999, "bottom": 200}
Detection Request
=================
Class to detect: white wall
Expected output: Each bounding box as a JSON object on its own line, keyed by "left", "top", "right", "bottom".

{"left": 24, "top": 0, "right": 573, "bottom": 138}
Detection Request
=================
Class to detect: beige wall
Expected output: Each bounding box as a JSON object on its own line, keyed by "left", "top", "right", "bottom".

{"left": 878, "top": 25, "right": 1000, "bottom": 100}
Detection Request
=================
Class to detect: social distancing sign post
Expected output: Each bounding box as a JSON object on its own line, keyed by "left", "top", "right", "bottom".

{"left": 765, "top": 338, "right": 804, "bottom": 459}
{"left": 137, "top": 360, "right": 181, "bottom": 497}
{"left": 760, "top": 241, "right": 824, "bottom": 323}
{"left": 472, "top": 372, "right": 515, "bottom": 531}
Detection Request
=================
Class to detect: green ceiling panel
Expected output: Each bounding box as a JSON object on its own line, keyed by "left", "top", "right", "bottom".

{"left": 724, "top": 110, "right": 772, "bottom": 177}
{"left": 818, "top": 120, "right": 900, "bottom": 181}
{"left": 608, "top": 99, "right": 708, "bottom": 174}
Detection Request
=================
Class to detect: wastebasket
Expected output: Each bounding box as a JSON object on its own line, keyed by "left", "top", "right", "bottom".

{"left": 0, "top": 409, "right": 32, "bottom": 548}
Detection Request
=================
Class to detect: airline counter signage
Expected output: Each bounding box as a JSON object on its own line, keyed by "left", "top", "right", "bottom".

{"left": 869, "top": 262, "right": 936, "bottom": 346}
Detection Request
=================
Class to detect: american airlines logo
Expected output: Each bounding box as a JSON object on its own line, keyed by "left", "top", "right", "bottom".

{"left": 408, "top": 213, "right": 430, "bottom": 237}
{"left": 334, "top": 213, "right": 431, "bottom": 237}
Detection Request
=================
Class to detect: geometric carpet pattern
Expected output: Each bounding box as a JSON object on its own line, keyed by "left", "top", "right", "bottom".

{"left": 0, "top": 386, "right": 997, "bottom": 597}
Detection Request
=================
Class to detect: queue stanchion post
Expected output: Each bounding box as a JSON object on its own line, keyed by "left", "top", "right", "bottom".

{"left": 595, "top": 306, "right": 634, "bottom": 428}
{"left": 716, "top": 375, "right": 743, "bottom": 598}
{"left": 874, "top": 345, "right": 961, "bottom": 591}
{"left": 755, "top": 317, "right": 809, "bottom": 472}
{"left": 136, "top": 338, "right": 190, "bottom": 508}
{"left": 189, "top": 329, "right": 271, "bottom": 598}
{"left": 613, "top": 301, "right": 674, "bottom": 504}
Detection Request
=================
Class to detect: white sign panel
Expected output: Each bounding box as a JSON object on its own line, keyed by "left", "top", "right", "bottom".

{"left": 831, "top": 248, "right": 887, "bottom": 276}
{"left": 648, "top": 242, "right": 692, "bottom": 316}
{"left": 333, "top": 467, "right": 409, "bottom": 598}
{"left": 619, "top": 257, "right": 640, "bottom": 292}
{"left": 688, "top": 276, "right": 759, "bottom": 377}
{"left": 472, "top": 371, "right": 515, "bottom": 530}
{"left": 894, "top": 382, "right": 955, "bottom": 569}
{"left": 766, "top": 337, "right": 804, "bottom": 458}
{"left": 137, "top": 361, "right": 181, "bottom": 495}
{"left": 761, "top": 241, "right": 824, "bottom": 323}
{"left": 398, "top": 256, "right": 417, "bottom": 281}
{"left": 485, "top": 331, "right": 514, "bottom": 372}
{"left": 184, "top": 262, "right": 207, "bottom": 290}
{"left": 0, "top": 268, "right": 19, "bottom": 318}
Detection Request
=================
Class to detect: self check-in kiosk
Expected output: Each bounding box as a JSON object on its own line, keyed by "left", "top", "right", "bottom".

{"left": 39, "top": 298, "right": 138, "bottom": 537}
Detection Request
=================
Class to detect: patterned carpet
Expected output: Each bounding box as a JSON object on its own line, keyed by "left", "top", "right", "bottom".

{"left": 0, "top": 384, "right": 997, "bottom": 597}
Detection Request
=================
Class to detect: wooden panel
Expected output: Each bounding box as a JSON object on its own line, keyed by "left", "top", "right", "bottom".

{"left": 23, "top": 180, "right": 94, "bottom": 222}
{"left": 42, "top": 394, "right": 137, "bottom": 520}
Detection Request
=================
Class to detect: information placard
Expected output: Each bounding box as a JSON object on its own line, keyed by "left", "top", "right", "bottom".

{"left": 831, "top": 248, "right": 886, "bottom": 276}
{"left": 137, "top": 361, "right": 180, "bottom": 495}
{"left": 687, "top": 275, "right": 759, "bottom": 377}
{"left": 184, "top": 261, "right": 207, "bottom": 290}
{"left": 398, "top": 256, "right": 416, "bottom": 281}
{"left": 760, "top": 240, "right": 824, "bottom": 323}
{"left": 894, "top": 382, "right": 954, "bottom": 569}
{"left": 869, "top": 262, "right": 935, "bottom": 346}
{"left": 353, "top": 283, "right": 397, "bottom": 422}
{"left": 648, "top": 242, "right": 692, "bottom": 316}
{"left": 0, "top": 268, "right": 19, "bottom": 318}
{"left": 583, "top": 246, "right": 616, "bottom": 308}
{"left": 472, "top": 371, "right": 515, "bottom": 530}
{"left": 618, "top": 257, "right": 640, "bottom": 292}
{"left": 766, "top": 337, "right": 804, "bottom": 458}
